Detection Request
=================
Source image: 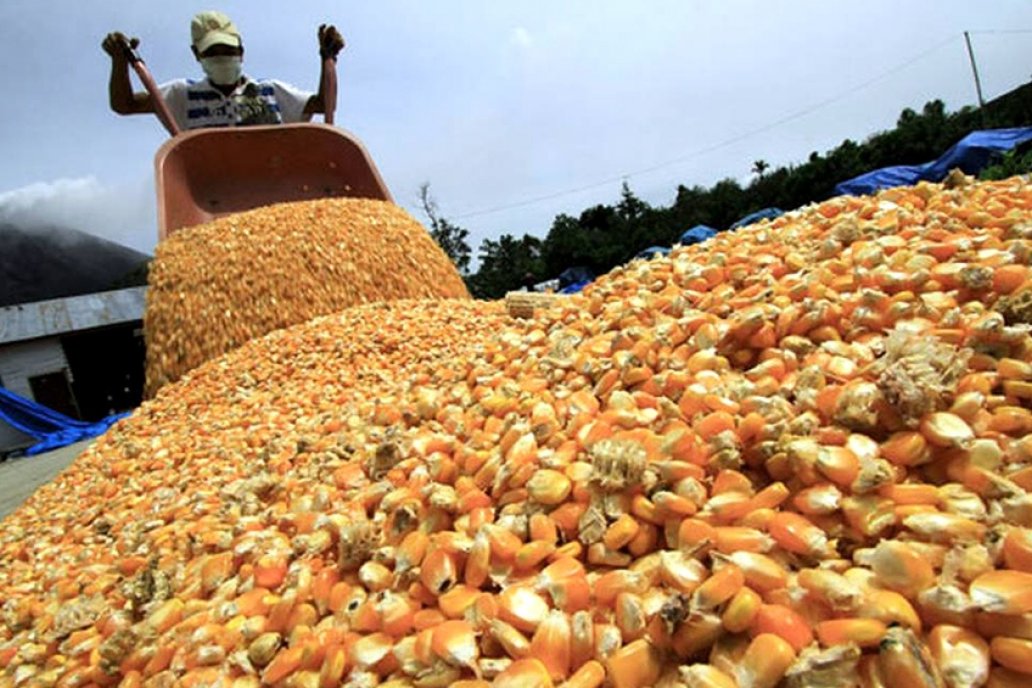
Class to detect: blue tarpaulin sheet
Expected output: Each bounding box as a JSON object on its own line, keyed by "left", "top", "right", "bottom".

{"left": 560, "top": 280, "right": 592, "bottom": 294}
{"left": 634, "top": 246, "right": 670, "bottom": 260}
{"left": 835, "top": 165, "right": 929, "bottom": 196}
{"left": 730, "top": 208, "right": 784, "bottom": 230}
{"left": 679, "top": 225, "right": 718, "bottom": 245}
{"left": 558, "top": 266, "right": 595, "bottom": 289}
{"left": 835, "top": 127, "right": 1032, "bottom": 196}
{"left": 556, "top": 266, "right": 595, "bottom": 294}
{"left": 923, "top": 127, "right": 1032, "bottom": 180}
{"left": 0, "top": 386, "right": 127, "bottom": 455}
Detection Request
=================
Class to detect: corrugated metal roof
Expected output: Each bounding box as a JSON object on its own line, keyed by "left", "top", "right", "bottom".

{"left": 0, "top": 287, "right": 146, "bottom": 345}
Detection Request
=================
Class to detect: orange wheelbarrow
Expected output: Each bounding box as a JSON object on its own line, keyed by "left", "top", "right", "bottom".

{"left": 121, "top": 36, "right": 393, "bottom": 240}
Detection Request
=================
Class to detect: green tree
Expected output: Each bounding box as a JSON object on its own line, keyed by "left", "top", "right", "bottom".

{"left": 466, "top": 234, "right": 544, "bottom": 299}
{"left": 981, "top": 147, "right": 1032, "bottom": 180}
{"left": 541, "top": 213, "right": 592, "bottom": 277}
{"left": 615, "top": 182, "right": 655, "bottom": 259}
{"left": 418, "top": 183, "right": 472, "bottom": 275}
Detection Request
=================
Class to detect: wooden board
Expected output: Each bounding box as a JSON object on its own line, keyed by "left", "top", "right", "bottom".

{"left": 505, "top": 292, "right": 571, "bottom": 318}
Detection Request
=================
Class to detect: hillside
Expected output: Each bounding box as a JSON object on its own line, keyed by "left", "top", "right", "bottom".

{"left": 0, "top": 224, "right": 150, "bottom": 307}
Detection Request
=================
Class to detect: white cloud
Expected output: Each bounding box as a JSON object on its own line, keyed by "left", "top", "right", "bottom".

{"left": 510, "top": 27, "right": 533, "bottom": 49}
{"left": 0, "top": 177, "right": 156, "bottom": 255}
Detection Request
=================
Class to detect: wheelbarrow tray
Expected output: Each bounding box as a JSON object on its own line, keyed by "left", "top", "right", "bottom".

{"left": 154, "top": 123, "right": 393, "bottom": 239}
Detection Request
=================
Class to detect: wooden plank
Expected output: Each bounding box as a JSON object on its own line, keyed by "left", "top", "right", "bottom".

{"left": 505, "top": 292, "right": 571, "bottom": 319}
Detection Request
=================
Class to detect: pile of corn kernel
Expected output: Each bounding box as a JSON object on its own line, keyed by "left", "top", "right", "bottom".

{"left": 143, "top": 198, "right": 470, "bottom": 397}
{"left": 3, "top": 173, "right": 1032, "bottom": 688}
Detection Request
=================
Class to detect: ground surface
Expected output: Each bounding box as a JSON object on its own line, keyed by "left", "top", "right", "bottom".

{"left": 0, "top": 440, "right": 92, "bottom": 520}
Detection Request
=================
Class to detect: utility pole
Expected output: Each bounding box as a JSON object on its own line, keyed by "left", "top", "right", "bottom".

{"left": 963, "top": 31, "right": 986, "bottom": 109}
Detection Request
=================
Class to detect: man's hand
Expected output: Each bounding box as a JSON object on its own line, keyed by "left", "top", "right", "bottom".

{"left": 318, "top": 24, "right": 345, "bottom": 60}
{"left": 103, "top": 31, "right": 150, "bottom": 117}
{"left": 102, "top": 32, "right": 139, "bottom": 62}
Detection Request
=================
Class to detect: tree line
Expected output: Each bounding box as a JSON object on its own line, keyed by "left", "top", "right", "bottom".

{"left": 427, "top": 81, "right": 1032, "bottom": 299}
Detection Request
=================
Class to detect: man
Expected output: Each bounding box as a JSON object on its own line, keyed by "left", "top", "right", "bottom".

{"left": 102, "top": 11, "right": 344, "bottom": 131}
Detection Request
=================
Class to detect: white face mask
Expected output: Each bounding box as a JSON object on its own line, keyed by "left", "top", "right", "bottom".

{"left": 200, "top": 56, "right": 243, "bottom": 86}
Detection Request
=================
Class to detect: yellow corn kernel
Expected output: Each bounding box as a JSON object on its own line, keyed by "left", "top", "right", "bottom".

{"left": 867, "top": 540, "right": 935, "bottom": 598}
{"left": 920, "top": 412, "right": 975, "bottom": 448}
{"left": 987, "top": 667, "right": 1032, "bottom": 687}
{"left": 969, "top": 570, "right": 1032, "bottom": 615}
{"left": 877, "top": 626, "right": 942, "bottom": 688}
{"left": 928, "top": 624, "right": 990, "bottom": 688}
{"left": 724, "top": 551, "right": 788, "bottom": 593}
{"left": 797, "top": 568, "right": 863, "bottom": 612}
{"left": 902, "top": 512, "right": 986, "bottom": 544}
{"left": 672, "top": 612, "right": 725, "bottom": 658}
{"left": 679, "top": 664, "right": 737, "bottom": 688}
{"left": 515, "top": 540, "right": 557, "bottom": 571}
{"left": 605, "top": 639, "right": 663, "bottom": 688}
{"left": 692, "top": 565, "right": 745, "bottom": 611}
{"left": 493, "top": 658, "right": 554, "bottom": 688}
{"left": 857, "top": 589, "right": 922, "bottom": 632}
{"left": 526, "top": 469, "right": 573, "bottom": 505}
{"left": 602, "top": 514, "right": 641, "bottom": 551}
{"left": 815, "top": 618, "right": 888, "bottom": 648}
{"left": 792, "top": 483, "right": 844, "bottom": 515}
{"left": 991, "top": 636, "right": 1032, "bottom": 675}
{"left": 712, "top": 527, "right": 774, "bottom": 554}
{"left": 1003, "top": 380, "right": 1032, "bottom": 400}
{"left": 529, "top": 610, "right": 571, "bottom": 681}
{"left": 721, "top": 585, "right": 762, "bottom": 634}
{"left": 998, "top": 358, "right": 1032, "bottom": 380}
{"left": 561, "top": 660, "right": 605, "bottom": 688}
{"left": 734, "top": 633, "right": 796, "bottom": 688}
{"left": 767, "top": 511, "right": 833, "bottom": 557}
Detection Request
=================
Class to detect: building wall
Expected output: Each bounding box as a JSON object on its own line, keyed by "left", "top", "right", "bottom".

{"left": 0, "top": 340, "right": 72, "bottom": 454}
{"left": 0, "top": 418, "right": 34, "bottom": 455}
{"left": 0, "top": 338, "right": 70, "bottom": 400}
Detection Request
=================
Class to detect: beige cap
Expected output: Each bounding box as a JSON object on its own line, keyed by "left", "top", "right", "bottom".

{"left": 191, "top": 10, "right": 241, "bottom": 52}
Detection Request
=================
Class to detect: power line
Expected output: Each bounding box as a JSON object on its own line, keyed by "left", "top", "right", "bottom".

{"left": 967, "top": 29, "right": 1032, "bottom": 35}
{"left": 452, "top": 32, "right": 962, "bottom": 221}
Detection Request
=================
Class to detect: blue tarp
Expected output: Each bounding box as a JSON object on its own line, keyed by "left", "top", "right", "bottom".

{"left": 679, "top": 225, "right": 718, "bottom": 245}
{"left": 560, "top": 280, "right": 592, "bottom": 294}
{"left": 558, "top": 266, "right": 595, "bottom": 289}
{"left": 835, "top": 164, "right": 929, "bottom": 196}
{"left": 835, "top": 127, "right": 1032, "bottom": 196}
{"left": 730, "top": 208, "right": 784, "bottom": 230}
{"left": 0, "top": 386, "right": 127, "bottom": 456}
{"left": 634, "top": 246, "right": 671, "bottom": 260}
{"left": 924, "top": 127, "right": 1032, "bottom": 180}
{"left": 557, "top": 266, "right": 595, "bottom": 294}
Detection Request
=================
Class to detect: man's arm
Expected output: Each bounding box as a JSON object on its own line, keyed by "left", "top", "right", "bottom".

{"left": 304, "top": 24, "right": 345, "bottom": 116}
{"left": 102, "top": 32, "right": 154, "bottom": 115}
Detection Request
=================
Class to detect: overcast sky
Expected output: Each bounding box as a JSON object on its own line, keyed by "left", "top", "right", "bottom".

{"left": 1, "top": 1, "right": 1030, "bottom": 258}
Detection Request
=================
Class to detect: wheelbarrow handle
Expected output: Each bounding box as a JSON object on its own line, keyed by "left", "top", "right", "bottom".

{"left": 323, "top": 54, "right": 337, "bottom": 126}
{"left": 118, "top": 38, "right": 181, "bottom": 137}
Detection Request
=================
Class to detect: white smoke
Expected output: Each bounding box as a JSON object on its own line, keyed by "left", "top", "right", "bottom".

{"left": 0, "top": 177, "right": 157, "bottom": 255}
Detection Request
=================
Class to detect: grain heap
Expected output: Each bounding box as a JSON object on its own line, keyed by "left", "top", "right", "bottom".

{"left": 3, "top": 174, "right": 1032, "bottom": 688}
{"left": 144, "top": 198, "right": 470, "bottom": 397}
